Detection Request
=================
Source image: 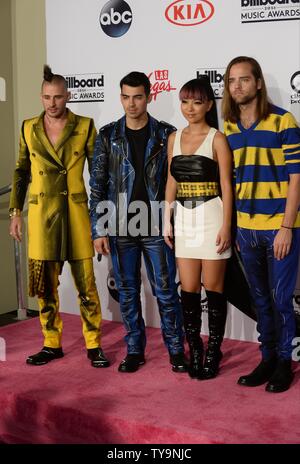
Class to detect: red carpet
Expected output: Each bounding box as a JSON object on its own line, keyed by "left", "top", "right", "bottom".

{"left": 0, "top": 313, "right": 299, "bottom": 444}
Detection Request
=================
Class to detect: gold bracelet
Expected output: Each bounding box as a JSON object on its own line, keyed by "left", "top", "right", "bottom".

{"left": 9, "top": 208, "right": 21, "bottom": 218}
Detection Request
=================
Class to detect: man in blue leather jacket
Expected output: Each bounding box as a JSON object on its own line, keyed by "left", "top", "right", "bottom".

{"left": 89, "top": 72, "right": 186, "bottom": 373}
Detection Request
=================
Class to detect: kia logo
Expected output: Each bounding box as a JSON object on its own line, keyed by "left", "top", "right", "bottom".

{"left": 99, "top": 0, "right": 132, "bottom": 38}
{"left": 165, "top": 0, "right": 214, "bottom": 26}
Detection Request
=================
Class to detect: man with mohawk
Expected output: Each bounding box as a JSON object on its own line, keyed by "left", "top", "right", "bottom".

{"left": 9, "top": 65, "right": 110, "bottom": 368}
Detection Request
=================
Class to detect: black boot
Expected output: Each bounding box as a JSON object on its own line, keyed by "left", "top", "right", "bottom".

{"left": 181, "top": 290, "right": 204, "bottom": 379}
{"left": 265, "top": 359, "right": 294, "bottom": 393}
{"left": 202, "top": 290, "right": 227, "bottom": 380}
{"left": 238, "top": 357, "right": 278, "bottom": 387}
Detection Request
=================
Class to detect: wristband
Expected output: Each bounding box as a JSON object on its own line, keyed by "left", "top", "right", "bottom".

{"left": 9, "top": 208, "right": 21, "bottom": 218}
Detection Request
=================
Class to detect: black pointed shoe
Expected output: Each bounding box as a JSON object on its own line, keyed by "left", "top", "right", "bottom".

{"left": 118, "top": 353, "right": 145, "bottom": 373}
{"left": 265, "top": 359, "right": 294, "bottom": 393}
{"left": 26, "top": 347, "right": 64, "bottom": 365}
{"left": 170, "top": 352, "right": 188, "bottom": 373}
{"left": 87, "top": 347, "right": 110, "bottom": 368}
{"left": 237, "top": 357, "right": 277, "bottom": 387}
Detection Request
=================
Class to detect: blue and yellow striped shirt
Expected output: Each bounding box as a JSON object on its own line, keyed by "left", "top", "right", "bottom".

{"left": 224, "top": 105, "right": 300, "bottom": 230}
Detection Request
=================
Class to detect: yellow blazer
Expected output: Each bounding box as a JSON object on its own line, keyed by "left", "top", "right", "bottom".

{"left": 9, "top": 109, "right": 97, "bottom": 261}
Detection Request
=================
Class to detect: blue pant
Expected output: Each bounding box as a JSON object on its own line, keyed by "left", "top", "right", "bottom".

{"left": 109, "top": 236, "right": 184, "bottom": 355}
{"left": 237, "top": 228, "right": 300, "bottom": 360}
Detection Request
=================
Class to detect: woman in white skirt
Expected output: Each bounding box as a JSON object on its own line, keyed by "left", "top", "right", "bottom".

{"left": 164, "top": 77, "right": 233, "bottom": 380}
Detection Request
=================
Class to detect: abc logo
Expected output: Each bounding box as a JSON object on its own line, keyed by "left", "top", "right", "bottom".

{"left": 99, "top": 0, "right": 132, "bottom": 38}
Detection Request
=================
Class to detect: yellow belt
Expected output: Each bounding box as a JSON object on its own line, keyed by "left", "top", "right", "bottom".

{"left": 177, "top": 182, "right": 219, "bottom": 197}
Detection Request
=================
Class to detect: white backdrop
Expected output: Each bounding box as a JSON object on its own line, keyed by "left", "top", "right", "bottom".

{"left": 45, "top": 0, "right": 300, "bottom": 342}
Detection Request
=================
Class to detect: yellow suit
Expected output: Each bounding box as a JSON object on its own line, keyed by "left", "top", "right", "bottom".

{"left": 10, "top": 109, "right": 96, "bottom": 260}
{"left": 10, "top": 110, "right": 102, "bottom": 349}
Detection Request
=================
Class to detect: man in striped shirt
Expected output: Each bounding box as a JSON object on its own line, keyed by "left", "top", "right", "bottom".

{"left": 223, "top": 56, "right": 300, "bottom": 393}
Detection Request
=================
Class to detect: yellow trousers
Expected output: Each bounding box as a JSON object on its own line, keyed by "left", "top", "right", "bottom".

{"left": 37, "top": 259, "right": 102, "bottom": 349}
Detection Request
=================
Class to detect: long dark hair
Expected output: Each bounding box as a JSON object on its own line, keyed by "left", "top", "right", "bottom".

{"left": 222, "top": 56, "right": 271, "bottom": 122}
{"left": 179, "top": 77, "right": 219, "bottom": 129}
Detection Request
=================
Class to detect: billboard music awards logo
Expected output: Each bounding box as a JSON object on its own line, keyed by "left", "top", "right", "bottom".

{"left": 165, "top": 0, "right": 215, "bottom": 26}
{"left": 99, "top": 0, "right": 132, "bottom": 37}
{"left": 65, "top": 74, "right": 105, "bottom": 103}
{"left": 148, "top": 70, "right": 176, "bottom": 101}
{"left": 196, "top": 68, "right": 225, "bottom": 99}
{"left": 241, "top": 0, "right": 300, "bottom": 23}
{"left": 290, "top": 71, "right": 300, "bottom": 104}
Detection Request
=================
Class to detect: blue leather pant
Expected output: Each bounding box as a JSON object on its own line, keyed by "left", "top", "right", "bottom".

{"left": 109, "top": 236, "right": 184, "bottom": 355}
{"left": 237, "top": 228, "right": 300, "bottom": 360}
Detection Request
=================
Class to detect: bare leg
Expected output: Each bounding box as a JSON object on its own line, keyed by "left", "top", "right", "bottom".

{"left": 177, "top": 257, "right": 202, "bottom": 293}
{"left": 201, "top": 259, "right": 226, "bottom": 293}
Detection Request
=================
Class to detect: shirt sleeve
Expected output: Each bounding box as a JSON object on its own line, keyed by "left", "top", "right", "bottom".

{"left": 281, "top": 111, "right": 300, "bottom": 174}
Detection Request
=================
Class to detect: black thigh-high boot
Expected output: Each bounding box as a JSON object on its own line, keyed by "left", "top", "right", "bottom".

{"left": 202, "top": 290, "right": 227, "bottom": 380}
{"left": 181, "top": 290, "right": 204, "bottom": 379}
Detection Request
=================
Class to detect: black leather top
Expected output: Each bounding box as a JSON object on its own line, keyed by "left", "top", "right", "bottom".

{"left": 170, "top": 154, "right": 219, "bottom": 183}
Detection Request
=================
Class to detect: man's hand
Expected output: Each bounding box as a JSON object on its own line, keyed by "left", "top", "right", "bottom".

{"left": 273, "top": 228, "right": 292, "bottom": 260}
{"left": 93, "top": 237, "right": 110, "bottom": 256}
{"left": 163, "top": 221, "right": 174, "bottom": 249}
{"left": 9, "top": 216, "right": 22, "bottom": 242}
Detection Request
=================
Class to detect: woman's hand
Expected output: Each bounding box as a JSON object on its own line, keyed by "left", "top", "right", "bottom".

{"left": 216, "top": 225, "right": 231, "bottom": 254}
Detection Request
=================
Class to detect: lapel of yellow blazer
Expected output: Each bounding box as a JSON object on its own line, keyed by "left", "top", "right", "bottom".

{"left": 32, "top": 110, "right": 77, "bottom": 168}
{"left": 33, "top": 112, "right": 64, "bottom": 168}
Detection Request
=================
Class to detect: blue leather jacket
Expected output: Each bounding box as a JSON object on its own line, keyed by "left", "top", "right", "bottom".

{"left": 89, "top": 115, "right": 176, "bottom": 239}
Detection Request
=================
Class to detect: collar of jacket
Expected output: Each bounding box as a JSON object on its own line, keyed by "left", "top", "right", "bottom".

{"left": 110, "top": 114, "right": 164, "bottom": 165}
{"left": 33, "top": 109, "right": 77, "bottom": 168}
{"left": 112, "top": 114, "right": 159, "bottom": 139}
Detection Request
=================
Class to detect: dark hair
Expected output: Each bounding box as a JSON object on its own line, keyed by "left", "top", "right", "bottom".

{"left": 222, "top": 56, "right": 271, "bottom": 122}
{"left": 42, "top": 64, "right": 67, "bottom": 90}
{"left": 120, "top": 71, "right": 151, "bottom": 97}
{"left": 179, "top": 77, "right": 218, "bottom": 129}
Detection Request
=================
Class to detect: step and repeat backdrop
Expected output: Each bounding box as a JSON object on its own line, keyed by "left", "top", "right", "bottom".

{"left": 45, "top": 0, "right": 300, "bottom": 342}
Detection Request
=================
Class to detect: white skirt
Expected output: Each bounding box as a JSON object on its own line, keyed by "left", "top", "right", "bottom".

{"left": 174, "top": 197, "right": 232, "bottom": 260}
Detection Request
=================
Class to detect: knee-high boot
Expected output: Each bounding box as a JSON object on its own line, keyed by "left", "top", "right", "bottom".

{"left": 203, "top": 290, "right": 227, "bottom": 379}
{"left": 181, "top": 290, "right": 203, "bottom": 379}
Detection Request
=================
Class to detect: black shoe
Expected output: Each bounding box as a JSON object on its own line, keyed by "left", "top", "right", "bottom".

{"left": 265, "top": 359, "right": 294, "bottom": 393}
{"left": 170, "top": 352, "right": 188, "bottom": 373}
{"left": 26, "top": 347, "right": 64, "bottom": 365}
{"left": 118, "top": 353, "right": 145, "bottom": 373}
{"left": 87, "top": 347, "right": 110, "bottom": 368}
{"left": 237, "top": 357, "right": 277, "bottom": 387}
